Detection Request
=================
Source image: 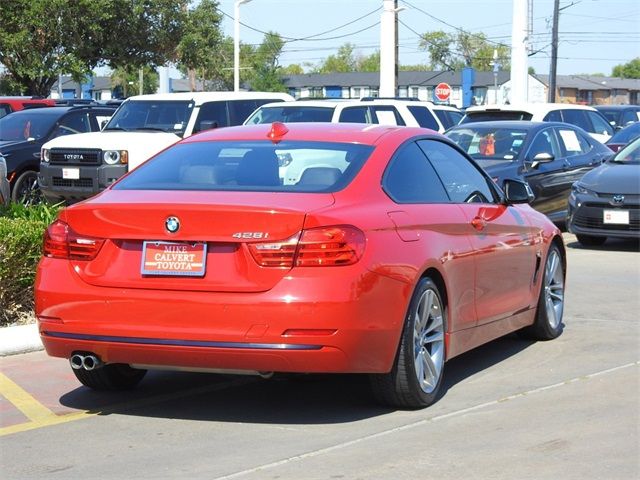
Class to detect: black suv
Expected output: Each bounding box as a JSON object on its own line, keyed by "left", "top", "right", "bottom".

{"left": 0, "top": 105, "right": 115, "bottom": 203}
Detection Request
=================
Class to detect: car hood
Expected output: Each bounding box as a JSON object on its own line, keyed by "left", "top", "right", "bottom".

{"left": 579, "top": 162, "right": 640, "bottom": 194}
{"left": 42, "top": 131, "right": 182, "bottom": 170}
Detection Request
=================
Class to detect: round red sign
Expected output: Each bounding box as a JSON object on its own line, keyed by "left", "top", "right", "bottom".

{"left": 434, "top": 82, "right": 451, "bottom": 102}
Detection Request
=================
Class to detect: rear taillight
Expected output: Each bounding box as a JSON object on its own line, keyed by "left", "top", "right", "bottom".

{"left": 43, "top": 220, "right": 105, "bottom": 260}
{"left": 248, "top": 226, "right": 365, "bottom": 268}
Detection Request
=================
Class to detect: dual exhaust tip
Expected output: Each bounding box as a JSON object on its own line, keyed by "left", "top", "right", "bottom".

{"left": 70, "top": 353, "right": 102, "bottom": 371}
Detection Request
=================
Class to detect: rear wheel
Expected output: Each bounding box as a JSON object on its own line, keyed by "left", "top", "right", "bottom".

{"left": 72, "top": 364, "right": 147, "bottom": 391}
{"left": 11, "top": 170, "right": 42, "bottom": 205}
{"left": 520, "top": 243, "right": 565, "bottom": 340}
{"left": 370, "top": 277, "right": 446, "bottom": 409}
{"left": 576, "top": 234, "right": 606, "bottom": 247}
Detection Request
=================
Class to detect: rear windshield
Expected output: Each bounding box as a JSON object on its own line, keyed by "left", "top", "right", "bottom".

{"left": 461, "top": 111, "right": 533, "bottom": 123}
{"left": 114, "top": 141, "right": 374, "bottom": 193}
{"left": 245, "top": 106, "right": 334, "bottom": 124}
{"left": 104, "top": 100, "right": 194, "bottom": 136}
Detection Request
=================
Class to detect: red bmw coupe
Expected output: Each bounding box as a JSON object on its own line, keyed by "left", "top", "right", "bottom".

{"left": 35, "top": 122, "right": 566, "bottom": 408}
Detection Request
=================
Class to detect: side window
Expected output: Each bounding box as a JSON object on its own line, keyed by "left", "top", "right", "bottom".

{"left": 418, "top": 139, "right": 496, "bottom": 204}
{"left": 228, "top": 99, "right": 280, "bottom": 125}
{"left": 339, "top": 107, "right": 369, "bottom": 123}
{"left": 527, "top": 128, "right": 560, "bottom": 159}
{"left": 194, "top": 101, "right": 228, "bottom": 133}
{"left": 587, "top": 111, "right": 614, "bottom": 136}
{"left": 372, "top": 106, "right": 405, "bottom": 126}
{"left": 55, "top": 112, "right": 91, "bottom": 137}
{"left": 621, "top": 110, "right": 637, "bottom": 126}
{"left": 382, "top": 142, "right": 449, "bottom": 203}
{"left": 407, "top": 106, "right": 440, "bottom": 130}
{"left": 94, "top": 114, "right": 113, "bottom": 131}
{"left": 560, "top": 109, "right": 591, "bottom": 132}
{"left": 557, "top": 128, "right": 591, "bottom": 157}
{"left": 0, "top": 104, "right": 11, "bottom": 119}
{"left": 543, "top": 110, "right": 562, "bottom": 122}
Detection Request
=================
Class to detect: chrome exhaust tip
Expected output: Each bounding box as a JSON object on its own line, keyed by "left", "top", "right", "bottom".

{"left": 82, "top": 354, "right": 102, "bottom": 371}
{"left": 70, "top": 354, "right": 84, "bottom": 370}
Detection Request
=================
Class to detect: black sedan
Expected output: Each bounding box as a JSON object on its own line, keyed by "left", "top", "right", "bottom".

{"left": 567, "top": 136, "right": 640, "bottom": 246}
{"left": 446, "top": 121, "right": 612, "bottom": 224}
{"left": 0, "top": 105, "right": 115, "bottom": 203}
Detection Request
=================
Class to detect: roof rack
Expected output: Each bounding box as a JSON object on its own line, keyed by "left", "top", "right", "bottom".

{"left": 360, "top": 97, "right": 422, "bottom": 102}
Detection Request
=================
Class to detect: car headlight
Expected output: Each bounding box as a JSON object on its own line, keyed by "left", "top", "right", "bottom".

{"left": 103, "top": 150, "right": 128, "bottom": 165}
{"left": 42, "top": 148, "right": 50, "bottom": 163}
{"left": 571, "top": 182, "right": 595, "bottom": 196}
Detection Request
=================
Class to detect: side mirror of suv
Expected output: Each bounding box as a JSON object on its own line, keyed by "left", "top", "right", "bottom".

{"left": 503, "top": 179, "right": 535, "bottom": 204}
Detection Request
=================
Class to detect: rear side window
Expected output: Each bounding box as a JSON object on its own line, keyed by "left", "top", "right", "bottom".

{"left": 434, "top": 109, "right": 463, "bottom": 129}
{"left": 559, "top": 109, "right": 591, "bottom": 132}
{"left": 587, "top": 111, "right": 613, "bottom": 136}
{"left": 339, "top": 106, "right": 369, "bottom": 123}
{"left": 0, "top": 104, "right": 11, "bottom": 119}
{"left": 245, "top": 106, "right": 334, "bottom": 124}
{"left": 383, "top": 142, "right": 449, "bottom": 203}
{"left": 557, "top": 128, "right": 591, "bottom": 157}
{"left": 114, "top": 141, "right": 373, "bottom": 193}
{"left": 229, "top": 99, "right": 284, "bottom": 126}
{"left": 461, "top": 111, "right": 533, "bottom": 123}
{"left": 418, "top": 139, "right": 496, "bottom": 204}
{"left": 543, "top": 110, "right": 563, "bottom": 122}
{"left": 407, "top": 106, "right": 440, "bottom": 130}
{"left": 372, "top": 106, "right": 405, "bottom": 126}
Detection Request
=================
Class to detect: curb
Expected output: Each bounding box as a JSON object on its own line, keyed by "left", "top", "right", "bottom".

{"left": 0, "top": 323, "right": 43, "bottom": 357}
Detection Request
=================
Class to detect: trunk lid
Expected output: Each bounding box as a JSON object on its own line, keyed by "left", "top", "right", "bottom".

{"left": 64, "top": 190, "right": 334, "bottom": 292}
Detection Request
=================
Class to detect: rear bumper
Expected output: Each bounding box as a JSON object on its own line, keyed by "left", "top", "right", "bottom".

{"left": 36, "top": 258, "right": 409, "bottom": 374}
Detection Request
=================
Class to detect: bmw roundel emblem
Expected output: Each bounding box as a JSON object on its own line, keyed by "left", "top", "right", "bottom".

{"left": 165, "top": 216, "right": 180, "bottom": 233}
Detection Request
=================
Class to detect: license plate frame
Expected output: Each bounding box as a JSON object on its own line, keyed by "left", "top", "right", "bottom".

{"left": 141, "top": 241, "right": 207, "bottom": 277}
{"left": 603, "top": 209, "right": 629, "bottom": 225}
{"left": 62, "top": 167, "right": 80, "bottom": 180}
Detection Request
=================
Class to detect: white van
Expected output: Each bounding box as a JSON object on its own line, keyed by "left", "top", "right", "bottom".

{"left": 39, "top": 91, "right": 293, "bottom": 203}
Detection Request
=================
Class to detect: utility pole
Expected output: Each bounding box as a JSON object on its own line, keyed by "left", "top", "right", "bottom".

{"left": 380, "top": 0, "right": 404, "bottom": 97}
{"left": 510, "top": 0, "right": 529, "bottom": 103}
{"left": 138, "top": 68, "right": 143, "bottom": 96}
{"left": 394, "top": 0, "right": 399, "bottom": 97}
{"left": 548, "top": 0, "right": 560, "bottom": 102}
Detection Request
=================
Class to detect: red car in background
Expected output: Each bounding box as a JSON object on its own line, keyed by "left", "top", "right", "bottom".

{"left": 35, "top": 122, "right": 566, "bottom": 408}
{"left": 0, "top": 96, "right": 56, "bottom": 119}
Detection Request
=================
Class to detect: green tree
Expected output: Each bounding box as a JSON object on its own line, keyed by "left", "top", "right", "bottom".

{"left": 176, "top": 0, "right": 223, "bottom": 91}
{"left": 0, "top": 0, "right": 187, "bottom": 96}
{"left": 419, "top": 30, "right": 509, "bottom": 71}
{"left": 111, "top": 66, "right": 159, "bottom": 98}
{"left": 316, "top": 43, "right": 358, "bottom": 73}
{"left": 612, "top": 58, "right": 640, "bottom": 79}
{"left": 246, "top": 32, "right": 287, "bottom": 92}
{"left": 281, "top": 64, "right": 304, "bottom": 75}
{"left": 356, "top": 51, "right": 380, "bottom": 72}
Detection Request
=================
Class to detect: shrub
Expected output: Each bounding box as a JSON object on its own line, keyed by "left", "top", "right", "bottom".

{"left": 0, "top": 202, "right": 61, "bottom": 326}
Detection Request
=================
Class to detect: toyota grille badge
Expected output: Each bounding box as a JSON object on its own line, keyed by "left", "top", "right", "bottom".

{"left": 165, "top": 216, "right": 180, "bottom": 233}
{"left": 612, "top": 195, "right": 625, "bottom": 205}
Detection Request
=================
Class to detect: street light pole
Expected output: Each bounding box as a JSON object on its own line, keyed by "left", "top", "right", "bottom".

{"left": 234, "top": 0, "right": 252, "bottom": 92}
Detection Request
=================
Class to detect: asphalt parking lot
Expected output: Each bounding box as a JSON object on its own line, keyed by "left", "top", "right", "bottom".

{"left": 1, "top": 232, "right": 638, "bottom": 480}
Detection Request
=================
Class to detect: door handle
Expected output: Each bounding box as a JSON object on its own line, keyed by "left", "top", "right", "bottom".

{"left": 471, "top": 216, "right": 487, "bottom": 231}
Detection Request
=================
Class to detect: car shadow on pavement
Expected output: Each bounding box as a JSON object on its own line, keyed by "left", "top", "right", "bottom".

{"left": 566, "top": 237, "right": 640, "bottom": 252}
{"left": 58, "top": 334, "right": 535, "bottom": 424}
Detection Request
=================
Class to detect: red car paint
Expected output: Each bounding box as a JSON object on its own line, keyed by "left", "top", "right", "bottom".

{"left": 35, "top": 123, "right": 562, "bottom": 377}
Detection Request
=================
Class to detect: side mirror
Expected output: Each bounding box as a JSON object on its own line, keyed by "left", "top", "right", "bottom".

{"left": 503, "top": 179, "right": 535, "bottom": 204}
{"left": 529, "top": 152, "right": 554, "bottom": 170}
{"left": 199, "top": 120, "right": 219, "bottom": 132}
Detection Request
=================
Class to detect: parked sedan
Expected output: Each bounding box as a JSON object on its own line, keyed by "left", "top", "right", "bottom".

{"left": 36, "top": 123, "right": 565, "bottom": 409}
{"left": 568, "top": 136, "right": 640, "bottom": 246}
{"left": 447, "top": 121, "right": 612, "bottom": 224}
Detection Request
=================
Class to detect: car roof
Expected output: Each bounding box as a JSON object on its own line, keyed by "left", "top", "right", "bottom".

{"left": 183, "top": 122, "right": 424, "bottom": 146}
{"left": 465, "top": 103, "right": 598, "bottom": 114}
{"left": 259, "top": 101, "right": 341, "bottom": 108}
{"left": 125, "top": 91, "right": 294, "bottom": 107}
{"left": 595, "top": 105, "right": 640, "bottom": 111}
{"left": 2, "top": 106, "right": 111, "bottom": 117}
{"left": 449, "top": 120, "right": 552, "bottom": 131}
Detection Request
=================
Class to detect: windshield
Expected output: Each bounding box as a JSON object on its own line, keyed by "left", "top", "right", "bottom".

{"left": 612, "top": 137, "right": 640, "bottom": 163}
{"left": 461, "top": 111, "right": 533, "bottom": 123}
{"left": 114, "top": 140, "right": 373, "bottom": 192}
{"left": 105, "top": 100, "right": 194, "bottom": 135}
{"left": 245, "top": 106, "right": 334, "bottom": 124}
{"left": 447, "top": 126, "right": 528, "bottom": 160}
{"left": 0, "top": 112, "right": 57, "bottom": 141}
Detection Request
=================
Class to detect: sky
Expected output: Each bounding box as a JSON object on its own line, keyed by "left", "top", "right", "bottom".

{"left": 216, "top": 0, "right": 640, "bottom": 76}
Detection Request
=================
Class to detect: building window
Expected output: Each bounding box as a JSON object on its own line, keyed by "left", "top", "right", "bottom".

{"left": 399, "top": 86, "right": 408, "bottom": 98}
{"left": 410, "top": 86, "right": 419, "bottom": 98}
{"left": 352, "top": 87, "right": 361, "bottom": 98}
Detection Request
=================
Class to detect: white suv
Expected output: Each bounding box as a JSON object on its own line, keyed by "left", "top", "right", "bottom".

{"left": 39, "top": 91, "right": 293, "bottom": 203}
{"left": 244, "top": 98, "right": 462, "bottom": 133}
{"left": 461, "top": 103, "right": 614, "bottom": 143}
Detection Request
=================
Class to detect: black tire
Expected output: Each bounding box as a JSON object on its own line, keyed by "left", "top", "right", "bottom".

{"left": 370, "top": 277, "right": 446, "bottom": 409}
{"left": 11, "top": 169, "right": 42, "bottom": 205}
{"left": 73, "top": 364, "right": 147, "bottom": 391}
{"left": 576, "top": 234, "right": 606, "bottom": 247}
{"left": 520, "top": 243, "right": 565, "bottom": 340}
